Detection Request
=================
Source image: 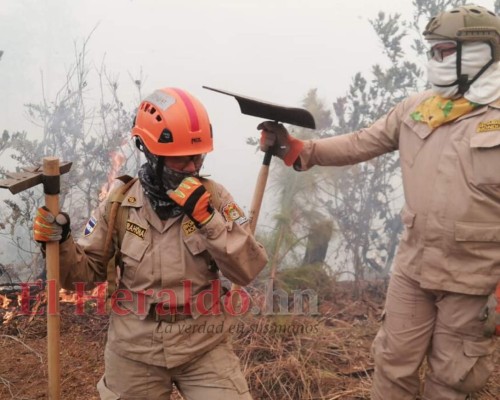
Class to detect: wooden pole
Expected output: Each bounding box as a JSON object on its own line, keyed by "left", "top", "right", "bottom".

{"left": 43, "top": 157, "right": 61, "bottom": 400}
{"left": 248, "top": 150, "right": 272, "bottom": 235}
{"left": 232, "top": 150, "right": 272, "bottom": 298}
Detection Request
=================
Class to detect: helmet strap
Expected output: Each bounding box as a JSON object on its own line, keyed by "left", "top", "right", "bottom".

{"left": 459, "top": 42, "right": 495, "bottom": 94}
{"left": 156, "top": 156, "right": 166, "bottom": 193}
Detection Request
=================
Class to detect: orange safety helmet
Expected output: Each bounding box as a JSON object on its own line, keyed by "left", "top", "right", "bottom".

{"left": 132, "top": 87, "right": 213, "bottom": 156}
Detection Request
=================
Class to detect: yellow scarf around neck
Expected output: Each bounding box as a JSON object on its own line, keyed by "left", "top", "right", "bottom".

{"left": 410, "top": 96, "right": 480, "bottom": 128}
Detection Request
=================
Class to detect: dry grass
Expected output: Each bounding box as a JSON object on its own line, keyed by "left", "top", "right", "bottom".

{"left": 233, "top": 314, "right": 375, "bottom": 399}
{"left": 0, "top": 281, "right": 499, "bottom": 399}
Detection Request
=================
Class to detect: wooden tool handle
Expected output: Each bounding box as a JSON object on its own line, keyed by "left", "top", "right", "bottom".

{"left": 232, "top": 150, "right": 272, "bottom": 295}
{"left": 43, "top": 157, "right": 61, "bottom": 400}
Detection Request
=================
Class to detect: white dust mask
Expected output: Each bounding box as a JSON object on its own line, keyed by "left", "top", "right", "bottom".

{"left": 427, "top": 48, "right": 459, "bottom": 98}
{"left": 427, "top": 41, "right": 500, "bottom": 103}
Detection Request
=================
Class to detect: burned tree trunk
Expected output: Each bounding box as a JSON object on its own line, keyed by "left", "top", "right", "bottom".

{"left": 301, "top": 219, "right": 334, "bottom": 267}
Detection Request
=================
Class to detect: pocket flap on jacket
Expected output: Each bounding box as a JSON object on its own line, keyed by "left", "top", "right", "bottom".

{"left": 463, "top": 339, "right": 494, "bottom": 357}
{"left": 470, "top": 131, "right": 500, "bottom": 149}
{"left": 183, "top": 233, "right": 207, "bottom": 256}
{"left": 455, "top": 221, "right": 500, "bottom": 242}
{"left": 120, "top": 235, "right": 149, "bottom": 262}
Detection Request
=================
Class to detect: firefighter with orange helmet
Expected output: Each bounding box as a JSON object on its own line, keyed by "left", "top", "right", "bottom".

{"left": 33, "top": 87, "right": 268, "bottom": 399}
{"left": 258, "top": 4, "right": 500, "bottom": 400}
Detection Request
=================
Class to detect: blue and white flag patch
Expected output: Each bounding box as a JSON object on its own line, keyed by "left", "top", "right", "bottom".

{"left": 84, "top": 216, "right": 98, "bottom": 236}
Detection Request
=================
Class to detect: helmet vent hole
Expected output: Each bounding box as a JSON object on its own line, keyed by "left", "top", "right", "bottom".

{"left": 470, "top": 9, "right": 481, "bottom": 14}
{"left": 149, "top": 107, "right": 156, "bottom": 115}
{"left": 144, "top": 104, "right": 150, "bottom": 112}
{"left": 156, "top": 115, "right": 162, "bottom": 122}
{"left": 450, "top": 10, "right": 460, "bottom": 13}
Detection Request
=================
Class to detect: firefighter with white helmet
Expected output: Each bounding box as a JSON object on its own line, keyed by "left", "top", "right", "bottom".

{"left": 259, "top": 4, "right": 500, "bottom": 399}
{"left": 34, "top": 87, "right": 268, "bottom": 399}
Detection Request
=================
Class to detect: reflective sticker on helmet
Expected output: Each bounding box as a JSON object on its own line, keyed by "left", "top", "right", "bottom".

{"left": 144, "top": 90, "right": 176, "bottom": 111}
{"left": 84, "top": 216, "right": 97, "bottom": 236}
{"left": 222, "top": 202, "right": 248, "bottom": 225}
{"left": 477, "top": 120, "right": 500, "bottom": 133}
{"left": 171, "top": 88, "right": 200, "bottom": 132}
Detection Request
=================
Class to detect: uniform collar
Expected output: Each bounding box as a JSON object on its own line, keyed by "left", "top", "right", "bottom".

{"left": 489, "top": 98, "right": 500, "bottom": 110}
{"left": 123, "top": 179, "right": 182, "bottom": 233}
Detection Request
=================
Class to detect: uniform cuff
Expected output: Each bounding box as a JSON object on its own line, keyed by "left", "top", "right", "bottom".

{"left": 198, "top": 212, "right": 226, "bottom": 239}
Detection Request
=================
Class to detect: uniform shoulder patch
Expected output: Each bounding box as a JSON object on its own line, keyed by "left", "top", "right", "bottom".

{"left": 477, "top": 120, "right": 500, "bottom": 133}
{"left": 84, "top": 216, "right": 97, "bottom": 236}
{"left": 126, "top": 221, "right": 147, "bottom": 239}
{"left": 222, "top": 202, "right": 248, "bottom": 225}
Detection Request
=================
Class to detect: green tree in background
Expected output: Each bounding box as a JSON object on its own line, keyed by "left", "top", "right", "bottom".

{"left": 256, "top": 89, "right": 335, "bottom": 303}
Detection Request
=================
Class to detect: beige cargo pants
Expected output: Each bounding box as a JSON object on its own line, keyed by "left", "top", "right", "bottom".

{"left": 97, "top": 339, "right": 252, "bottom": 400}
{"left": 371, "top": 268, "right": 495, "bottom": 400}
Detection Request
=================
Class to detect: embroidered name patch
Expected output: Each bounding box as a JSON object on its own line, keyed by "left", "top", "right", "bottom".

{"left": 84, "top": 216, "right": 97, "bottom": 236}
{"left": 477, "top": 120, "right": 500, "bottom": 133}
{"left": 182, "top": 220, "right": 197, "bottom": 236}
{"left": 126, "top": 221, "right": 146, "bottom": 239}
{"left": 222, "top": 202, "right": 248, "bottom": 225}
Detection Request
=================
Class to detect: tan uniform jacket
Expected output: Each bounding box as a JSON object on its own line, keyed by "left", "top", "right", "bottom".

{"left": 299, "top": 90, "right": 500, "bottom": 295}
{"left": 59, "top": 179, "right": 268, "bottom": 368}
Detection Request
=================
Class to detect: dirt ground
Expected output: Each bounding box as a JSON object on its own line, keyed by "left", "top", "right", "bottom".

{"left": 0, "top": 281, "right": 498, "bottom": 400}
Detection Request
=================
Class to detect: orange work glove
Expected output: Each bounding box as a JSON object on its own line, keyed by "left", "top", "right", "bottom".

{"left": 479, "top": 281, "right": 500, "bottom": 337}
{"left": 167, "top": 177, "right": 215, "bottom": 228}
{"left": 258, "top": 121, "right": 304, "bottom": 166}
{"left": 33, "top": 206, "right": 71, "bottom": 243}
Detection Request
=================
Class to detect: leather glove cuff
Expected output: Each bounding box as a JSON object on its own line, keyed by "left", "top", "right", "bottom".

{"left": 283, "top": 136, "right": 305, "bottom": 166}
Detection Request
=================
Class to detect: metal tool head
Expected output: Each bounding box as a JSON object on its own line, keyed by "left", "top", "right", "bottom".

{"left": 203, "top": 86, "right": 316, "bottom": 129}
{"left": 0, "top": 161, "right": 72, "bottom": 194}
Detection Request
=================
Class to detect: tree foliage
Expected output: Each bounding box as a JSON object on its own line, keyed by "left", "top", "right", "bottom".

{"left": 0, "top": 34, "right": 143, "bottom": 280}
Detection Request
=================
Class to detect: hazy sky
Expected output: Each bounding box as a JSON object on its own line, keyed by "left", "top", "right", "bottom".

{"left": 0, "top": 0, "right": 496, "bottom": 216}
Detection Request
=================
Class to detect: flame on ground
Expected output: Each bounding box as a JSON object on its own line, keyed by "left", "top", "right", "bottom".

{"left": 0, "top": 294, "right": 10, "bottom": 308}
{"left": 1, "top": 284, "right": 107, "bottom": 324}
{"left": 59, "top": 283, "right": 106, "bottom": 304}
{"left": 1, "top": 292, "right": 22, "bottom": 325}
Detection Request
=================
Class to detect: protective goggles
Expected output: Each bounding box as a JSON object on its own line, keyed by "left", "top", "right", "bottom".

{"left": 426, "top": 41, "right": 457, "bottom": 62}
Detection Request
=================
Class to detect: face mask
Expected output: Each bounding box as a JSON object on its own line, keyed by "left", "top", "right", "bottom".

{"left": 161, "top": 166, "right": 198, "bottom": 190}
{"left": 427, "top": 42, "right": 495, "bottom": 100}
{"left": 427, "top": 51, "right": 459, "bottom": 98}
{"left": 142, "top": 146, "right": 202, "bottom": 190}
